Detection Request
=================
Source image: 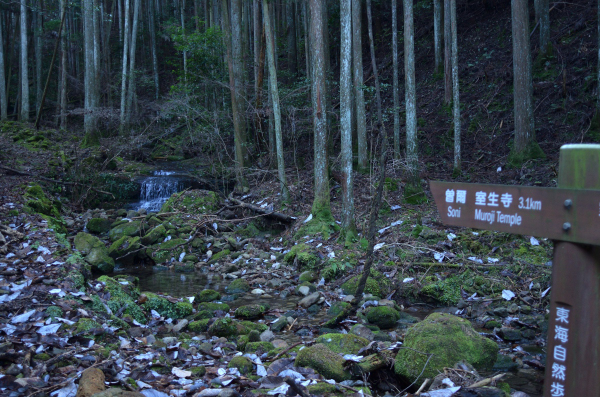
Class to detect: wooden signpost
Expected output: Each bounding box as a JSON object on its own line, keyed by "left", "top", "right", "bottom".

{"left": 430, "top": 144, "right": 600, "bottom": 397}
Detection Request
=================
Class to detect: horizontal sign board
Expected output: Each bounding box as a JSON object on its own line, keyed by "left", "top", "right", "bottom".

{"left": 430, "top": 181, "right": 600, "bottom": 245}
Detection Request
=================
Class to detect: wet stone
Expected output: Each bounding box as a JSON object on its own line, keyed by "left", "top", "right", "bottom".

{"left": 498, "top": 327, "right": 522, "bottom": 341}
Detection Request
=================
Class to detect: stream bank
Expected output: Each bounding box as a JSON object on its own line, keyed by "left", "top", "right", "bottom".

{"left": 0, "top": 180, "right": 550, "bottom": 397}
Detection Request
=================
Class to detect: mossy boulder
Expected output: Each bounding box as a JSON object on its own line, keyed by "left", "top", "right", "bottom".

{"left": 141, "top": 225, "right": 167, "bottom": 245}
{"left": 108, "top": 236, "right": 141, "bottom": 265}
{"left": 86, "top": 218, "right": 113, "bottom": 234}
{"left": 228, "top": 356, "right": 254, "bottom": 375}
{"left": 240, "top": 321, "right": 268, "bottom": 334}
{"left": 75, "top": 318, "right": 101, "bottom": 333}
{"left": 315, "top": 333, "right": 370, "bottom": 355}
{"left": 141, "top": 292, "right": 192, "bottom": 319}
{"left": 299, "top": 271, "right": 318, "bottom": 283}
{"left": 161, "top": 190, "right": 221, "bottom": 215}
{"left": 323, "top": 301, "right": 351, "bottom": 327}
{"left": 226, "top": 279, "right": 250, "bottom": 294}
{"left": 366, "top": 306, "right": 400, "bottom": 329}
{"left": 235, "top": 304, "right": 268, "bottom": 320}
{"left": 208, "top": 318, "right": 245, "bottom": 337}
{"left": 295, "top": 344, "right": 351, "bottom": 382}
{"left": 208, "top": 249, "right": 231, "bottom": 264}
{"left": 196, "top": 289, "right": 221, "bottom": 303}
{"left": 74, "top": 232, "right": 105, "bottom": 255}
{"left": 394, "top": 313, "right": 499, "bottom": 383}
{"left": 149, "top": 238, "right": 186, "bottom": 264}
{"left": 341, "top": 276, "right": 380, "bottom": 297}
{"left": 284, "top": 244, "right": 319, "bottom": 270}
{"left": 197, "top": 302, "right": 230, "bottom": 314}
{"left": 24, "top": 184, "right": 61, "bottom": 219}
{"left": 109, "top": 220, "right": 143, "bottom": 242}
{"left": 95, "top": 276, "right": 145, "bottom": 324}
{"left": 237, "top": 335, "right": 250, "bottom": 351}
{"left": 188, "top": 319, "right": 210, "bottom": 333}
{"left": 245, "top": 341, "right": 275, "bottom": 354}
{"left": 85, "top": 247, "right": 115, "bottom": 274}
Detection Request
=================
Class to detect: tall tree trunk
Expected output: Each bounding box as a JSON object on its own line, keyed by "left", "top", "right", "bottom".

{"left": 253, "top": 0, "right": 261, "bottom": 94}
{"left": 181, "top": 0, "right": 188, "bottom": 82}
{"left": 392, "top": 0, "right": 400, "bottom": 159}
{"left": 222, "top": 0, "right": 248, "bottom": 189}
{"left": 20, "top": 0, "right": 29, "bottom": 122}
{"left": 302, "top": 1, "right": 310, "bottom": 78}
{"left": 34, "top": 2, "right": 42, "bottom": 110}
{"left": 83, "top": 0, "right": 96, "bottom": 134}
{"left": 511, "top": 0, "right": 537, "bottom": 159}
{"left": 443, "top": 0, "right": 451, "bottom": 104}
{"left": 404, "top": 0, "right": 419, "bottom": 190}
{"left": 263, "top": 0, "right": 289, "bottom": 202}
{"left": 366, "top": 0, "right": 383, "bottom": 130}
{"left": 286, "top": 0, "right": 297, "bottom": 78}
{"left": 352, "top": 0, "right": 367, "bottom": 171}
{"left": 126, "top": 0, "right": 140, "bottom": 123}
{"left": 308, "top": 0, "right": 333, "bottom": 225}
{"left": 120, "top": 0, "right": 131, "bottom": 128}
{"left": 59, "top": 0, "right": 67, "bottom": 128}
{"left": 538, "top": 0, "right": 549, "bottom": 53}
{"left": 340, "top": 0, "right": 356, "bottom": 243}
{"left": 450, "top": 0, "right": 460, "bottom": 172}
{"left": 434, "top": 0, "right": 442, "bottom": 73}
{"left": 93, "top": 0, "right": 101, "bottom": 107}
{"left": 0, "top": 10, "right": 7, "bottom": 120}
{"left": 149, "top": 0, "right": 159, "bottom": 99}
{"left": 598, "top": 0, "right": 600, "bottom": 110}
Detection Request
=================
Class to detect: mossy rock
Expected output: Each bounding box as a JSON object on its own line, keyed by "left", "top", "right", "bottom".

{"left": 208, "top": 318, "right": 245, "bottom": 337}
{"left": 323, "top": 301, "right": 351, "bottom": 327}
{"left": 237, "top": 335, "right": 250, "bottom": 351}
{"left": 85, "top": 247, "right": 115, "bottom": 274}
{"left": 109, "top": 220, "right": 143, "bottom": 242}
{"left": 150, "top": 238, "right": 186, "bottom": 264}
{"left": 284, "top": 244, "right": 319, "bottom": 270}
{"left": 234, "top": 304, "right": 268, "bottom": 320}
{"left": 226, "top": 279, "right": 250, "bottom": 294}
{"left": 295, "top": 344, "right": 351, "bottom": 382}
{"left": 75, "top": 318, "right": 101, "bottom": 334}
{"left": 245, "top": 341, "right": 275, "bottom": 354}
{"left": 341, "top": 276, "right": 380, "bottom": 297}
{"left": 141, "top": 292, "right": 191, "bottom": 319}
{"left": 190, "top": 366, "right": 206, "bottom": 377}
{"left": 74, "top": 232, "right": 105, "bottom": 255}
{"left": 197, "top": 302, "right": 230, "bottom": 314}
{"left": 307, "top": 383, "right": 371, "bottom": 396}
{"left": 394, "top": 313, "right": 499, "bottom": 383}
{"left": 295, "top": 203, "right": 341, "bottom": 240}
{"left": 67, "top": 269, "right": 85, "bottom": 290}
{"left": 208, "top": 249, "right": 230, "bottom": 264}
{"left": 299, "top": 271, "right": 318, "bottom": 283}
{"left": 366, "top": 306, "right": 400, "bottom": 329}
{"left": 315, "top": 333, "right": 370, "bottom": 355}
{"left": 161, "top": 189, "right": 221, "bottom": 215}
{"left": 196, "top": 289, "right": 221, "bottom": 303}
{"left": 94, "top": 276, "right": 145, "bottom": 323}
{"left": 86, "top": 218, "right": 113, "bottom": 234}
{"left": 24, "top": 184, "right": 61, "bottom": 219}
{"left": 108, "top": 236, "right": 141, "bottom": 265}
{"left": 240, "top": 321, "right": 268, "bottom": 334}
{"left": 188, "top": 319, "right": 210, "bottom": 333}
{"left": 228, "top": 356, "right": 254, "bottom": 375}
{"left": 141, "top": 225, "right": 167, "bottom": 245}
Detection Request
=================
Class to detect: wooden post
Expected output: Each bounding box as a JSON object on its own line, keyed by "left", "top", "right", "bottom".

{"left": 543, "top": 144, "right": 600, "bottom": 397}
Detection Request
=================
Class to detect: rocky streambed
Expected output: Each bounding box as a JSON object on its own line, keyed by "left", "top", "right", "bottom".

{"left": 0, "top": 185, "right": 549, "bottom": 397}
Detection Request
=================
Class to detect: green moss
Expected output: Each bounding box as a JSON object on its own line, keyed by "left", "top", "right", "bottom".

{"left": 161, "top": 190, "right": 221, "bottom": 215}
{"left": 225, "top": 279, "right": 250, "bottom": 294}
{"left": 46, "top": 306, "right": 64, "bottom": 319}
{"left": 245, "top": 341, "right": 275, "bottom": 354}
{"left": 403, "top": 182, "right": 427, "bottom": 204}
{"left": 86, "top": 218, "right": 113, "bottom": 234}
{"left": 366, "top": 306, "right": 400, "bottom": 329}
{"left": 237, "top": 335, "right": 250, "bottom": 351}
{"left": 34, "top": 353, "right": 52, "bottom": 361}
{"left": 97, "top": 275, "right": 140, "bottom": 300}
{"left": 514, "top": 244, "right": 550, "bottom": 266}
{"left": 237, "top": 222, "right": 261, "bottom": 238}
{"left": 150, "top": 238, "right": 186, "bottom": 264}
{"left": 109, "top": 220, "right": 143, "bottom": 242}
{"left": 141, "top": 225, "right": 167, "bottom": 245}
{"left": 208, "top": 318, "right": 245, "bottom": 337}
{"left": 507, "top": 140, "right": 546, "bottom": 168}
{"left": 240, "top": 321, "right": 268, "bottom": 334}
{"left": 188, "top": 319, "right": 210, "bottom": 333}
{"left": 299, "top": 271, "right": 318, "bottom": 283}
{"left": 197, "top": 302, "right": 230, "bottom": 314}
{"left": 196, "top": 289, "right": 221, "bottom": 302}
{"left": 295, "top": 200, "right": 340, "bottom": 240}
{"left": 295, "top": 344, "right": 351, "bottom": 382}
{"left": 283, "top": 244, "right": 319, "bottom": 270}
{"left": 141, "top": 292, "right": 190, "bottom": 319}
{"left": 421, "top": 271, "right": 473, "bottom": 305}
{"left": 341, "top": 275, "right": 380, "bottom": 297}
{"left": 66, "top": 269, "right": 85, "bottom": 290}
{"left": 190, "top": 366, "right": 206, "bottom": 376}
{"left": 74, "top": 232, "right": 104, "bottom": 255}
{"left": 208, "top": 249, "right": 230, "bottom": 264}
{"left": 234, "top": 304, "right": 268, "bottom": 320}
{"left": 394, "top": 313, "right": 499, "bottom": 382}
{"left": 108, "top": 236, "right": 141, "bottom": 262}
{"left": 315, "top": 333, "right": 370, "bottom": 354}
{"left": 75, "top": 318, "right": 101, "bottom": 333}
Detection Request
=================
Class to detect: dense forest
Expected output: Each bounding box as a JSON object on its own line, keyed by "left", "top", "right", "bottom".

{"left": 0, "top": 0, "right": 598, "bottom": 396}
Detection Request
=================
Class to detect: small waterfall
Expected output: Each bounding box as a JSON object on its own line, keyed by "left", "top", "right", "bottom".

{"left": 136, "top": 171, "right": 186, "bottom": 213}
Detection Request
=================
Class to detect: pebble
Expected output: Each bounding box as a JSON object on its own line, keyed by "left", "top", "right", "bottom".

{"left": 260, "top": 330, "right": 275, "bottom": 342}
{"left": 299, "top": 292, "right": 320, "bottom": 308}
{"left": 297, "top": 286, "right": 310, "bottom": 296}
{"left": 251, "top": 288, "right": 265, "bottom": 295}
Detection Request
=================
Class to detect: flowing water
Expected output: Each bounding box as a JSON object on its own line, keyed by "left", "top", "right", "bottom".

{"left": 130, "top": 170, "right": 191, "bottom": 213}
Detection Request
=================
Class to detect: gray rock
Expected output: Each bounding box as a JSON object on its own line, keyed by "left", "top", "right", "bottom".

{"left": 271, "top": 316, "right": 288, "bottom": 332}
{"left": 218, "top": 388, "right": 240, "bottom": 397}
{"left": 173, "top": 319, "right": 189, "bottom": 333}
{"left": 298, "top": 286, "right": 311, "bottom": 296}
{"left": 351, "top": 324, "right": 375, "bottom": 341}
{"left": 299, "top": 292, "right": 320, "bottom": 308}
{"left": 260, "top": 330, "right": 275, "bottom": 342}
{"left": 498, "top": 327, "right": 522, "bottom": 341}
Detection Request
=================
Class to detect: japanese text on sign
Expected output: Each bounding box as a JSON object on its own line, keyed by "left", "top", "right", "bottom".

{"left": 550, "top": 306, "right": 570, "bottom": 397}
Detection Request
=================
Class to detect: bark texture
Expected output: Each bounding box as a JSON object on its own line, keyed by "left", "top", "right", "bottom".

{"left": 352, "top": 0, "right": 367, "bottom": 170}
